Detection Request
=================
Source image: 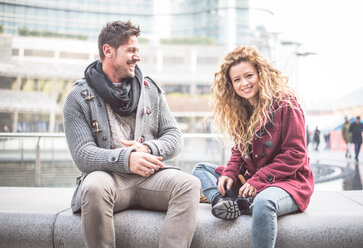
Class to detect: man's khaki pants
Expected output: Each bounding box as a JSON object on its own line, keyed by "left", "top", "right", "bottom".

{"left": 81, "top": 169, "right": 201, "bottom": 248}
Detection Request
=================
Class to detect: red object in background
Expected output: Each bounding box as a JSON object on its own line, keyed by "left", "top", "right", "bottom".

{"left": 330, "top": 130, "right": 353, "bottom": 151}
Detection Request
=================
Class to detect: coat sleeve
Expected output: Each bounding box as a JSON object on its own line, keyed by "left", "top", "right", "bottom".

{"left": 143, "top": 92, "right": 183, "bottom": 160}
{"left": 63, "top": 89, "right": 134, "bottom": 174}
{"left": 220, "top": 147, "right": 244, "bottom": 184}
{"left": 248, "top": 103, "right": 307, "bottom": 190}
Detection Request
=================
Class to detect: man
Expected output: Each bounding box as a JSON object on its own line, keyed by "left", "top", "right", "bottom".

{"left": 349, "top": 116, "right": 363, "bottom": 162}
{"left": 313, "top": 126, "right": 320, "bottom": 151}
{"left": 63, "top": 21, "right": 201, "bottom": 248}
{"left": 342, "top": 116, "right": 352, "bottom": 158}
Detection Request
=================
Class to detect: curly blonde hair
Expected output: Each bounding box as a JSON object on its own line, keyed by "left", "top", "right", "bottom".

{"left": 211, "top": 45, "right": 296, "bottom": 155}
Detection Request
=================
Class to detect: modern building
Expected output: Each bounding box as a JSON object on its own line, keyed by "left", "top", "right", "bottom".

{"left": 0, "top": 0, "right": 301, "bottom": 133}
{"left": 0, "top": 34, "right": 229, "bottom": 132}
{"left": 0, "top": 0, "right": 155, "bottom": 41}
{"left": 0, "top": 0, "right": 272, "bottom": 46}
{"left": 169, "top": 0, "right": 276, "bottom": 52}
{"left": 170, "top": 0, "right": 250, "bottom": 46}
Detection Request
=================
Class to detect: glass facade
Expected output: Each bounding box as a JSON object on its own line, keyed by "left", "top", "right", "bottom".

{"left": 170, "top": 0, "right": 251, "bottom": 45}
{"left": 0, "top": 0, "right": 260, "bottom": 45}
{"left": 0, "top": 0, "right": 154, "bottom": 40}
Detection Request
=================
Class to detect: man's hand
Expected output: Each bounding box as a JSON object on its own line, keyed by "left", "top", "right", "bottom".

{"left": 120, "top": 139, "right": 149, "bottom": 153}
{"left": 217, "top": 175, "right": 234, "bottom": 196}
{"left": 239, "top": 182, "right": 257, "bottom": 197}
{"left": 129, "top": 152, "right": 164, "bottom": 177}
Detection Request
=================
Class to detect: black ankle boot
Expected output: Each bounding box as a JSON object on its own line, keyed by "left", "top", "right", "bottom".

{"left": 211, "top": 194, "right": 222, "bottom": 207}
{"left": 211, "top": 196, "right": 254, "bottom": 220}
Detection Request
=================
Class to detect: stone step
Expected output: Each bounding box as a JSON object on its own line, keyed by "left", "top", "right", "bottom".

{"left": 0, "top": 187, "right": 363, "bottom": 248}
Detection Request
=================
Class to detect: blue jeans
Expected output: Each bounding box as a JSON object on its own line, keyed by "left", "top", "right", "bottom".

{"left": 193, "top": 163, "right": 299, "bottom": 248}
{"left": 354, "top": 142, "right": 361, "bottom": 159}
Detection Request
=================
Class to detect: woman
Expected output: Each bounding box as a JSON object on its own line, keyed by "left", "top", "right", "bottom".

{"left": 193, "top": 46, "right": 314, "bottom": 248}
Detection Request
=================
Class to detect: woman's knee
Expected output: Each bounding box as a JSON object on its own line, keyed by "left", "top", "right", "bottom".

{"left": 251, "top": 197, "right": 277, "bottom": 218}
{"left": 192, "top": 162, "right": 207, "bottom": 175}
{"left": 192, "top": 162, "right": 216, "bottom": 177}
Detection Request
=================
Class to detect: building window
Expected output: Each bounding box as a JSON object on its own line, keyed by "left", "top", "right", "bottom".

{"left": 18, "top": 113, "right": 49, "bottom": 132}
{"left": 197, "top": 57, "right": 218, "bottom": 64}
{"left": 196, "top": 84, "right": 211, "bottom": 95}
{"left": 12, "top": 49, "right": 19, "bottom": 56}
{"left": 60, "top": 51, "right": 89, "bottom": 60}
{"left": 0, "top": 76, "right": 15, "bottom": 89}
{"left": 24, "top": 49, "right": 55, "bottom": 57}
{"left": 0, "top": 112, "right": 12, "bottom": 132}
{"left": 163, "top": 56, "right": 184, "bottom": 65}
{"left": 164, "top": 84, "right": 190, "bottom": 94}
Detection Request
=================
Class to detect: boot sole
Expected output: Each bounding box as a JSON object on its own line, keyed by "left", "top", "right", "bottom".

{"left": 211, "top": 198, "right": 253, "bottom": 220}
{"left": 211, "top": 199, "right": 242, "bottom": 220}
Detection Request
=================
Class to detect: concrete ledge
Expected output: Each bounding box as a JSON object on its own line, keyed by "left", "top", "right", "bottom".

{"left": 1, "top": 187, "right": 363, "bottom": 248}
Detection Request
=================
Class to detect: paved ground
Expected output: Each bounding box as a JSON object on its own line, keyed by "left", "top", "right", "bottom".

{"left": 307, "top": 148, "right": 363, "bottom": 191}
{"left": 1, "top": 187, "right": 363, "bottom": 248}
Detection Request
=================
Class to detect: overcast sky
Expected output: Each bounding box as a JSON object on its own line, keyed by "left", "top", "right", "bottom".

{"left": 252, "top": 0, "right": 363, "bottom": 103}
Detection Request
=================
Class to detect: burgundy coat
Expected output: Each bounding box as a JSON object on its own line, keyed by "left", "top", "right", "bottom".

{"left": 215, "top": 99, "right": 314, "bottom": 211}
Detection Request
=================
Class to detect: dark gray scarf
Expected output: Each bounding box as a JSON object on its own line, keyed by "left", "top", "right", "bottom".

{"left": 84, "top": 60, "right": 142, "bottom": 117}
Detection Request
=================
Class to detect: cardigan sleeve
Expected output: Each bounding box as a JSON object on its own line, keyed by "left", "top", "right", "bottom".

{"left": 63, "top": 88, "right": 134, "bottom": 174}
{"left": 247, "top": 102, "right": 307, "bottom": 190}
{"left": 143, "top": 92, "right": 183, "bottom": 160}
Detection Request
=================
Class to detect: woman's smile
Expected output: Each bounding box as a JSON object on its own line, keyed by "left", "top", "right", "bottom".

{"left": 229, "top": 61, "right": 259, "bottom": 105}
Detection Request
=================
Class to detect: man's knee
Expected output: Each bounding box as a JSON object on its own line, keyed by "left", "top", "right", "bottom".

{"left": 180, "top": 174, "right": 201, "bottom": 202}
{"left": 188, "top": 174, "right": 202, "bottom": 193}
{"left": 172, "top": 172, "right": 201, "bottom": 196}
{"left": 82, "top": 171, "right": 116, "bottom": 202}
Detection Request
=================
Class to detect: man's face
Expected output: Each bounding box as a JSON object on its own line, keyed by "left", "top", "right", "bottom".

{"left": 356, "top": 118, "right": 360, "bottom": 124}
{"left": 110, "top": 35, "right": 140, "bottom": 81}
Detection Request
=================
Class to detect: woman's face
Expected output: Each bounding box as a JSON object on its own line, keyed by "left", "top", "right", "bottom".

{"left": 229, "top": 61, "right": 259, "bottom": 105}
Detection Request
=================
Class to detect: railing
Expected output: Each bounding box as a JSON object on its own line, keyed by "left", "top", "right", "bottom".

{"left": 1, "top": 133, "right": 361, "bottom": 191}
{"left": 0, "top": 132, "right": 230, "bottom": 187}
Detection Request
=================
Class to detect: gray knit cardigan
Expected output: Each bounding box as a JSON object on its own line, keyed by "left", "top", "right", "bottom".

{"left": 63, "top": 76, "right": 183, "bottom": 212}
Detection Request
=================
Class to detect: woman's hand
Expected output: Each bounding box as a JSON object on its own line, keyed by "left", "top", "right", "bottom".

{"left": 239, "top": 182, "right": 257, "bottom": 197}
{"left": 217, "top": 176, "right": 234, "bottom": 196}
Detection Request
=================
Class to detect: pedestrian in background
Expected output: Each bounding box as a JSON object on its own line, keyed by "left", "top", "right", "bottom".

{"left": 2, "top": 125, "right": 9, "bottom": 132}
{"left": 349, "top": 116, "right": 363, "bottom": 162}
{"left": 342, "top": 116, "right": 352, "bottom": 158}
{"left": 313, "top": 126, "right": 320, "bottom": 151}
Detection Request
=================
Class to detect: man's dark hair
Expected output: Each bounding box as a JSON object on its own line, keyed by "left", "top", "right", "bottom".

{"left": 98, "top": 20, "right": 140, "bottom": 60}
